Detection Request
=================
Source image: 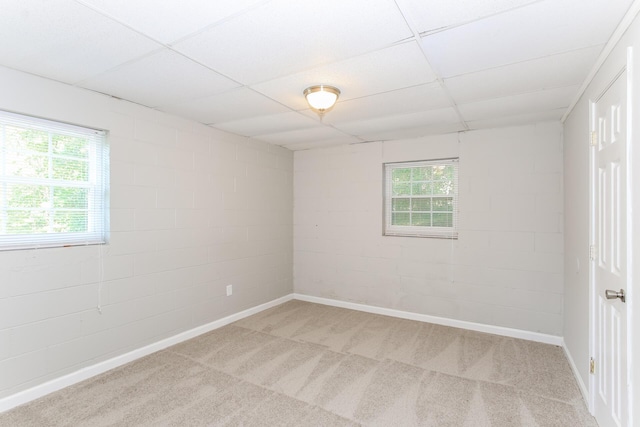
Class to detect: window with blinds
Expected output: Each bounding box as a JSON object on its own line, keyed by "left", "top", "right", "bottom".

{"left": 0, "top": 110, "right": 108, "bottom": 250}
{"left": 384, "top": 158, "right": 458, "bottom": 238}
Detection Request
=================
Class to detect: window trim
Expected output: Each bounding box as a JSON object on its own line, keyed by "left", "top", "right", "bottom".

{"left": 383, "top": 158, "right": 459, "bottom": 239}
{"left": 0, "top": 109, "right": 108, "bottom": 251}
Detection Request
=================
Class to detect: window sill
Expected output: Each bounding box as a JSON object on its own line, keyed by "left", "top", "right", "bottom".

{"left": 383, "top": 232, "right": 458, "bottom": 239}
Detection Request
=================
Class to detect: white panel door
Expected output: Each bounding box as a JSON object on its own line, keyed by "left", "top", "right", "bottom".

{"left": 592, "top": 70, "right": 628, "bottom": 427}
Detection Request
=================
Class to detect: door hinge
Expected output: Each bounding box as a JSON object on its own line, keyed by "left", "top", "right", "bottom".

{"left": 589, "top": 245, "right": 597, "bottom": 261}
{"left": 590, "top": 131, "right": 598, "bottom": 146}
{"left": 590, "top": 357, "right": 595, "bottom": 374}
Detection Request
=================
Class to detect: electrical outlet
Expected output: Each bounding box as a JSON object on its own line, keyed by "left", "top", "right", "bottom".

{"left": 226, "top": 284, "right": 233, "bottom": 296}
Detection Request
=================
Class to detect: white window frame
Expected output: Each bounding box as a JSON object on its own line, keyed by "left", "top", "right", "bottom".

{"left": 384, "top": 158, "right": 459, "bottom": 238}
{"left": 0, "top": 110, "right": 108, "bottom": 250}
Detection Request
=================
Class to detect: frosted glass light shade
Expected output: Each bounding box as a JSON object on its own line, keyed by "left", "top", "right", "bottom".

{"left": 303, "top": 85, "right": 340, "bottom": 116}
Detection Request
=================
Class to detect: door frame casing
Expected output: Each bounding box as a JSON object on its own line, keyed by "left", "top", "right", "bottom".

{"left": 627, "top": 42, "right": 639, "bottom": 427}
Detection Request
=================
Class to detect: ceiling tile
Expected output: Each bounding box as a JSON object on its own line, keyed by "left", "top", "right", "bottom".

{"left": 281, "top": 137, "right": 361, "bottom": 151}
{"left": 335, "top": 107, "right": 461, "bottom": 136}
{"left": 213, "top": 112, "right": 319, "bottom": 137}
{"left": 457, "top": 85, "right": 581, "bottom": 122}
{"left": 444, "top": 46, "right": 603, "bottom": 104}
{"left": 358, "top": 122, "right": 466, "bottom": 142}
{"left": 79, "top": 50, "right": 239, "bottom": 108}
{"left": 173, "top": 0, "right": 412, "bottom": 84}
{"left": 160, "top": 87, "right": 291, "bottom": 124}
{"left": 466, "top": 108, "right": 567, "bottom": 130}
{"left": 0, "top": 0, "right": 160, "bottom": 84}
{"left": 421, "top": 0, "right": 633, "bottom": 77}
{"left": 253, "top": 127, "right": 353, "bottom": 145}
{"left": 77, "top": 0, "right": 265, "bottom": 43}
{"left": 320, "top": 83, "right": 451, "bottom": 125}
{"left": 397, "top": 0, "right": 538, "bottom": 34}
{"left": 251, "top": 41, "right": 438, "bottom": 111}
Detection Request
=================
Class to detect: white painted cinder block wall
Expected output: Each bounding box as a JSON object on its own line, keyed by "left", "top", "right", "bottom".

{"left": 294, "top": 122, "right": 564, "bottom": 335}
{"left": 0, "top": 66, "right": 293, "bottom": 399}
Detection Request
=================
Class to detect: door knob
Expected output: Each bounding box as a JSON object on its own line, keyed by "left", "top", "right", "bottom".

{"left": 605, "top": 289, "right": 626, "bottom": 303}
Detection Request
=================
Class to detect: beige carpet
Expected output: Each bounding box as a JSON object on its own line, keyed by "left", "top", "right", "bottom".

{"left": 0, "top": 300, "right": 596, "bottom": 426}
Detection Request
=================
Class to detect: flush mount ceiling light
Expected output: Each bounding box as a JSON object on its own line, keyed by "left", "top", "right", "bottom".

{"left": 303, "top": 85, "right": 340, "bottom": 118}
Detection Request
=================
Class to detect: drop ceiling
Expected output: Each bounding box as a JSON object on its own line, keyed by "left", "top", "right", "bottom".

{"left": 0, "top": 0, "right": 634, "bottom": 150}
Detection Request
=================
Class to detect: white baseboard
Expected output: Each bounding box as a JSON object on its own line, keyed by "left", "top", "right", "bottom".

{"left": 0, "top": 294, "right": 294, "bottom": 413}
{"left": 561, "top": 339, "right": 590, "bottom": 406}
{"left": 293, "top": 293, "right": 564, "bottom": 346}
{"left": 1, "top": 292, "right": 566, "bottom": 413}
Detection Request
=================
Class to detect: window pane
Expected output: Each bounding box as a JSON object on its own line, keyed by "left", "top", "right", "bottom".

{"left": 392, "top": 212, "right": 410, "bottom": 225}
{"left": 411, "top": 182, "right": 432, "bottom": 196}
{"left": 432, "top": 165, "right": 450, "bottom": 180}
{"left": 412, "top": 213, "right": 431, "bottom": 226}
{"left": 411, "top": 198, "right": 431, "bottom": 211}
{"left": 5, "top": 126, "right": 48, "bottom": 152}
{"left": 411, "top": 167, "right": 431, "bottom": 181}
{"left": 392, "top": 168, "right": 411, "bottom": 182}
{"left": 6, "top": 210, "right": 49, "bottom": 234}
{"left": 433, "top": 180, "right": 454, "bottom": 195}
{"left": 442, "top": 165, "right": 454, "bottom": 180}
{"left": 392, "top": 183, "right": 411, "bottom": 196}
{"left": 433, "top": 213, "right": 453, "bottom": 227}
{"left": 392, "top": 198, "right": 410, "bottom": 211}
{"left": 53, "top": 211, "right": 88, "bottom": 233}
{"left": 432, "top": 197, "right": 453, "bottom": 212}
{"left": 6, "top": 152, "right": 48, "bottom": 178}
{"left": 6, "top": 184, "right": 49, "bottom": 208}
{"left": 52, "top": 158, "right": 89, "bottom": 181}
{"left": 53, "top": 187, "right": 88, "bottom": 209}
{"left": 52, "top": 134, "right": 89, "bottom": 158}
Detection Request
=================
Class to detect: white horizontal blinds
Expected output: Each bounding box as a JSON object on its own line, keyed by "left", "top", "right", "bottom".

{"left": 0, "top": 110, "right": 107, "bottom": 250}
{"left": 385, "top": 158, "right": 459, "bottom": 238}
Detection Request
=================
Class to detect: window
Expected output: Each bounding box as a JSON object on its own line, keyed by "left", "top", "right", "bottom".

{"left": 384, "top": 158, "right": 458, "bottom": 238}
{"left": 0, "top": 110, "right": 108, "bottom": 250}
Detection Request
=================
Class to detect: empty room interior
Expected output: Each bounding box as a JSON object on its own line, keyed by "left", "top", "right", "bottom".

{"left": 0, "top": 0, "right": 639, "bottom": 426}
